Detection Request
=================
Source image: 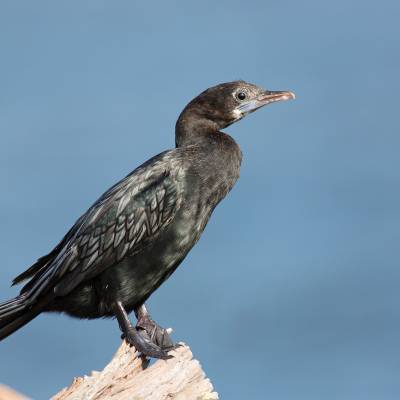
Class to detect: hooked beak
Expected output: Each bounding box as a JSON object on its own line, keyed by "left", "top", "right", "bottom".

{"left": 236, "top": 90, "right": 295, "bottom": 115}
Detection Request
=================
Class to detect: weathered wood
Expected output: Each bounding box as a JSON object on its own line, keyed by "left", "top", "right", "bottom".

{"left": 1, "top": 342, "right": 217, "bottom": 399}
{"left": 0, "top": 385, "right": 29, "bottom": 400}
{"left": 52, "top": 341, "right": 218, "bottom": 400}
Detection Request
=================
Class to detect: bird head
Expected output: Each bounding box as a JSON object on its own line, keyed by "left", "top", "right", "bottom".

{"left": 176, "top": 80, "right": 295, "bottom": 146}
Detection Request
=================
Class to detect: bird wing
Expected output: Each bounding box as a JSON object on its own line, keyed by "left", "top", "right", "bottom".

{"left": 21, "top": 150, "right": 185, "bottom": 300}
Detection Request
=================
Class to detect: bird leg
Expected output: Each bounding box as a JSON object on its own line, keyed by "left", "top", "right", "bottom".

{"left": 113, "top": 301, "right": 172, "bottom": 360}
{"left": 135, "top": 303, "right": 175, "bottom": 350}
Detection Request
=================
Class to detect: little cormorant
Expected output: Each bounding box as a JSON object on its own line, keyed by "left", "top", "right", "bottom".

{"left": 0, "top": 81, "right": 294, "bottom": 359}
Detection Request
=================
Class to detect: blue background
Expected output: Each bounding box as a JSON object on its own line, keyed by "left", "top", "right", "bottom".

{"left": 1, "top": 1, "right": 399, "bottom": 399}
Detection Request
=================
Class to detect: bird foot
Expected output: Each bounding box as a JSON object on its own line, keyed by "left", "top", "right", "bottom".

{"left": 136, "top": 316, "right": 176, "bottom": 350}
{"left": 122, "top": 326, "right": 173, "bottom": 360}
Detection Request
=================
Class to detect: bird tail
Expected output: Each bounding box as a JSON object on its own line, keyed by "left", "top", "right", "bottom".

{"left": 0, "top": 294, "right": 44, "bottom": 341}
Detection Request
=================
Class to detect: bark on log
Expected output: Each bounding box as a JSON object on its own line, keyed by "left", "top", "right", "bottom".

{"left": 1, "top": 342, "right": 218, "bottom": 400}
{"left": 53, "top": 341, "right": 218, "bottom": 400}
{"left": 0, "top": 341, "right": 218, "bottom": 400}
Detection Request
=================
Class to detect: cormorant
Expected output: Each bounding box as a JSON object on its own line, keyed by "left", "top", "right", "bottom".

{"left": 0, "top": 81, "right": 294, "bottom": 359}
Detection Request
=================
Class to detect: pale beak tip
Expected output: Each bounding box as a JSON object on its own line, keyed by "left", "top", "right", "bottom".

{"left": 286, "top": 91, "right": 296, "bottom": 100}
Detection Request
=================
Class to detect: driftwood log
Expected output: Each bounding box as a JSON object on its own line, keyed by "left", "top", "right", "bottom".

{"left": 0, "top": 385, "right": 29, "bottom": 400}
{"left": 0, "top": 342, "right": 218, "bottom": 400}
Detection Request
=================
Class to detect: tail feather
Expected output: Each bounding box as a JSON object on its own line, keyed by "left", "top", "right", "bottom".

{"left": 0, "top": 294, "right": 50, "bottom": 340}
{"left": 0, "top": 294, "right": 28, "bottom": 312}
{"left": 0, "top": 307, "right": 42, "bottom": 341}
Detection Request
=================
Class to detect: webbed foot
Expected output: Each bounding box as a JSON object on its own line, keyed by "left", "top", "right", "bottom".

{"left": 114, "top": 301, "right": 173, "bottom": 360}
{"left": 123, "top": 326, "right": 173, "bottom": 360}
{"left": 136, "top": 316, "right": 174, "bottom": 350}
{"left": 135, "top": 303, "right": 180, "bottom": 351}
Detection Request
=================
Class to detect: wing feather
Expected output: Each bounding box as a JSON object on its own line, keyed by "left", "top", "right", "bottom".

{"left": 20, "top": 151, "right": 185, "bottom": 300}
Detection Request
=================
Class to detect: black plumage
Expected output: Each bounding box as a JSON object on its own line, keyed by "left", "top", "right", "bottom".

{"left": 0, "top": 81, "right": 294, "bottom": 358}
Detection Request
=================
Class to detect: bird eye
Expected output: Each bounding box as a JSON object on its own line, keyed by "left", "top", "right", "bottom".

{"left": 236, "top": 91, "right": 247, "bottom": 101}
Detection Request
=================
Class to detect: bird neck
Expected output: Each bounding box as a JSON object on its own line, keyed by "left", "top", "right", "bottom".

{"left": 175, "top": 112, "right": 220, "bottom": 147}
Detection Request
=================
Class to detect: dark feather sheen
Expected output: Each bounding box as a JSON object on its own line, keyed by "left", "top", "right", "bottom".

{"left": 1, "top": 81, "right": 286, "bottom": 340}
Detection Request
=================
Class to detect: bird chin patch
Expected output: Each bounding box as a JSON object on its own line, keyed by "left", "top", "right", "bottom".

{"left": 232, "top": 108, "right": 245, "bottom": 122}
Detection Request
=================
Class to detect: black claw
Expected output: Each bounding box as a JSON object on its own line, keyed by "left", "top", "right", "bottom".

{"left": 162, "top": 342, "right": 182, "bottom": 352}
{"left": 124, "top": 327, "right": 173, "bottom": 360}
